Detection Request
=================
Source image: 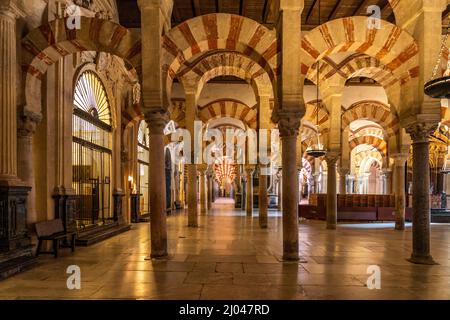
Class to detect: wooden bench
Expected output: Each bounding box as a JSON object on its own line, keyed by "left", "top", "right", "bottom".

{"left": 35, "top": 219, "right": 76, "bottom": 258}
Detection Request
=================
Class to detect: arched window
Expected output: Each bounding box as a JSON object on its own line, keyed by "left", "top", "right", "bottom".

{"left": 72, "top": 70, "right": 113, "bottom": 229}
{"left": 137, "top": 120, "right": 150, "bottom": 219}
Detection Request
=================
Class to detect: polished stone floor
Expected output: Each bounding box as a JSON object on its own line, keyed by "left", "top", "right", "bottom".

{"left": 1, "top": 199, "right": 450, "bottom": 300}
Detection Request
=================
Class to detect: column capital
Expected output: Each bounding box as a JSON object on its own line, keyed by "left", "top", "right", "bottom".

{"left": 405, "top": 122, "right": 438, "bottom": 143}
{"left": 0, "top": 0, "right": 26, "bottom": 19}
{"left": 338, "top": 167, "right": 350, "bottom": 176}
{"left": 197, "top": 164, "right": 208, "bottom": 174}
{"left": 325, "top": 152, "right": 340, "bottom": 165}
{"left": 391, "top": 153, "right": 409, "bottom": 164}
{"left": 244, "top": 165, "right": 256, "bottom": 175}
{"left": 145, "top": 109, "right": 169, "bottom": 134}
{"left": 18, "top": 108, "right": 42, "bottom": 138}
{"left": 275, "top": 112, "right": 301, "bottom": 137}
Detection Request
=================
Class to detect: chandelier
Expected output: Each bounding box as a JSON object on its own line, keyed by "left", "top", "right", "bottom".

{"left": 306, "top": 0, "right": 327, "bottom": 159}
{"left": 425, "top": 26, "right": 450, "bottom": 99}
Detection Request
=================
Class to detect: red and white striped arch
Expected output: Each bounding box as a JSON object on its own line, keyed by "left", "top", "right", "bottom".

{"left": 300, "top": 17, "right": 419, "bottom": 89}
{"left": 22, "top": 17, "right": 142, "bottom": 115}
{"left": 349, "top": 136, "right": 387, "bottom": 158}
{"left": 162, "top": 13, "right": 279, "bottom": 107}
{"left": 342, "top": 100, "right": 400, "bottom": 138}
{"left": 180, "top": 52, "right": 273, "bottom": 97}
{"left": 198, "top": 99, "right": 257, "bottom": 129}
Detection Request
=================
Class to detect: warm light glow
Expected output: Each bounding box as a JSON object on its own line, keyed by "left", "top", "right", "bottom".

{"left": 214, "top": 157, "right": 236, "bottom": 188}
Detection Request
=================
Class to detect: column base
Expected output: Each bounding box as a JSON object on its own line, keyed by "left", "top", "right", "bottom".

{"left": 282, "top": 252, "right": 299, "bottom": 261}
{"left": 407, "top": 254, "right": 438, "bottom": 265}
{"left": 394, "top": 222, "right": 405, "bottom": 231}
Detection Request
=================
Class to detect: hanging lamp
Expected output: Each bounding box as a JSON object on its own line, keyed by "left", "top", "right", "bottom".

{"left": 306, "top": 0, "right": 327, "bottom": 159}
{"left": 424, "top": 26, "right": 450, "bottom": 99}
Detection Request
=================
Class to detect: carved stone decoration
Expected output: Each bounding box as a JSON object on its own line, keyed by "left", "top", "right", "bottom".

{"left": 277, "top": 112, "right": 302, "bottom": 137}
{"left": 406, "top": 122, "right": 438, "bottom": 143}
{"left": 133, "top": 83, "right": 141, "bottom": 105}
{"left": 17, "top": 109, "right": 42, "bottom": 138}
{"left": 0, "top": 185, "right": 37, "bottom": 280}
{"left": 145, "top": 110, "right": 169, "bottom": 134}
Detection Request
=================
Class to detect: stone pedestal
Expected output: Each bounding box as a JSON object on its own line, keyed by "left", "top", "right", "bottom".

{"left": 406, "top": 124, "right": 437, "bottom": 265}
{"left": 244, "top": 165, "right": 255, "bottom": 217}
{"left": 146, "top": 111, "right": 168, "bottom": 258}
{"left": 53, "top": 187, "right": 78, "bottom": 233}
{"left": 0, "top": 184, "right": 37, "bottom": 280}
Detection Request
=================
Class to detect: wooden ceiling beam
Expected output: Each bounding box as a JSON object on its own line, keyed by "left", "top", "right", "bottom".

{"left": 305, "top": 0, "right": 319, "bottom": 25}
{"left": 328, "top": 0, "right": 344, "bottom": 21}
{"left": 192, "top": 0, "right": 201, "bottom": 16}
{"left": 353, "top": 0, "right": 372, "bottom": 16}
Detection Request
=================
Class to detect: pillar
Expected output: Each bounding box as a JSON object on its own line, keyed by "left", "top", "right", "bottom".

{"left": 244, "top": 165, "right": 255, "bottom": 217}
{"left": 392, "top": 154, "right": 408, "bottom": 231}
{"left": 17, "top": 109, "right": 42, "bottom": 226}
{"left": 187, "top": 164, "right": 198, "bottom": 227}
{"left": 339, "top": 168, "right": 349, "bottom": 195}
{"left": 0, "top": 3, "right": 21, "bottom": 183}
{"left": 207, "top": 170, "right": 213, "bottom": 210}
{"left": 259, "top": 166, "right": 268, "bottom": 228}
{"left": 198, "top": 164, "right": 208, "bottom": 215}
{"left": 406, "top": 124, "right": 437, "bottom": 264}
{"left": 278, "top": 116, "right": 301, "bottom": 261}
{"left": 146, "top": 111, "right": 168, "bottom": 258}
{"left": 326, "top": 154, "right": 339, "bottom": 230}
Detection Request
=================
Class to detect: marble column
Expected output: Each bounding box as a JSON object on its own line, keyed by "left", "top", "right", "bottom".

{"left": 146, "top": 111, "right": 168, "bottom": 258}
{"left": 244, "top": 165, "right": 255, "bottom": 217}
{"left": 279, "top": 116, "right": 301, "bottom": 261}
{"left": 187, "top": 164, "right": 198, "bottom": 227}
{"left": 383, "top": 169, "right": 393, "bottom": 195}
{"left": 259, "top": 166, "right": 268, "bottom": 228}
{"left": 406, "top": 124, "right": 437, "bottom": 265}
{"left": 17, "top": 109, "right": 42, "bottom": 225}
{"left": 198, "top": 164, "right": 208, "bottom": 216}
{"left": 207, "top": 170, "right": 213, "bottom": 210}
{"left": 339, "top": 168, "right": 349, "bottom": 195}
{"left": 326, "top": 154, "right": 339, "bottom": 230}
{"left": 277, "top": 169, "right": 283, "bottom": 210}
{"left": 392, "top": 154, "right": 408, "bottom": 231}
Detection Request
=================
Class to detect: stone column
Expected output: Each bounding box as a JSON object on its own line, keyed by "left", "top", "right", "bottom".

{"left": 339, "top": 168, "right": 349, "bottom": 195}
{"left": 277, "top": 169, "right": 283, "bottom": 210}
{"left": 392, "top": 154, "right": 408, "bottom": 230}
{"left": 406, "top": 124, "right": 437, "bottom": 265}
{"left": 326, "top": 154, "right": 339, "bottom": 230}
{"left": 207, "top": 170, "right": 213, "bottom": 210}
{"left": 244, "top": 165, "right": 255, "bottom": 217}
{"left": 279, "top": 115, "right": 301, "bottom": 261}
{"left": 198, "top": 164, "right": 208, "bottom": 215}
{"left": 187, "top": 164, "right": 198, "bottom": 227}
{"left": 0, "top": 2, "right": 22, "bottom": 184}
{"left": 146, "top": 111, "right": 168, "bottom": 258}
{"left": 259, "top": 165, "right": 268, "bottom": 228}
{"left": 17, "top": 109, "right": 42, "bottom": 225}
{"left": 382, "top": 169, "right": 393, "bottom": 194}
